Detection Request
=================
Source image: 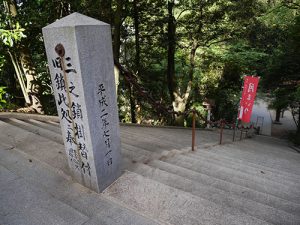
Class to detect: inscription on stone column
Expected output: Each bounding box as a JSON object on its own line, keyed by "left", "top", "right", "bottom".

{"left": 43, "top": 12, "right": 121, "bottom": 192}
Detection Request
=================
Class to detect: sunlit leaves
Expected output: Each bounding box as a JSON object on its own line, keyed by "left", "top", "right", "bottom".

{"left": 0, "top": 22, "right": 26, "bottom": 47}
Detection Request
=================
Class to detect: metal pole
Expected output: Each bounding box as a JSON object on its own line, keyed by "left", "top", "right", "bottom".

{"left": 192, "top": 109, "right": 196, "bottom": 151}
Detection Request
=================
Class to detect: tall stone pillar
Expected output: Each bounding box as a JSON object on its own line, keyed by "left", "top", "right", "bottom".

{"left": 42, "top": 13, "right": 121, "bottom": 192}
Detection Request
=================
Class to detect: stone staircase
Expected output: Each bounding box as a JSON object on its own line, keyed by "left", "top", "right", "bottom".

{"left": 0, "top": 115, "right": 300, "bottom": 225}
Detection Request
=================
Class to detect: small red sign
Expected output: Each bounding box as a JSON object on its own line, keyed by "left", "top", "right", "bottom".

{"left": 238, "top": 76, "right": 259, "bottom": 123}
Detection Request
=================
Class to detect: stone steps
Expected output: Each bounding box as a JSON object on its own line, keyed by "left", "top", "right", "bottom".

{"left": 192, "top": 146, "right": 300, "bottom": 183}
{"left": 210, "top": 143, "right": 300, "bottom": 176}
{"left": 5, "top": 118, "right": 64, "bottom": 145}
{"left": 1, "top": 117, "right": 300, "bottom": 224}
{"left": 120, "top": 129, "right": 181, "bottom": 153}
{"left": 185, "top": 149, "right": 300, "bottom": 187}
{"left": 146, "top": 159, "right": 300, "bottom": 216}
{"left": 26, "top": 118, "right": 61, "bottom": 133}
{"left": 0, "top": 143, "right": 160, "bottom": 225}
{"left": 233, "top": 139, "right": 298, "bottom": 158}
{"left": 121, "top": 126, "right": 198, "bottom": 148}
{"left": 0, "top": 119, "right": 147, "bottom": 173}
{"left": 132, "top": 163, "right": 300, "bottom": 225}
{"left": 122, "top": 143, "right": 160, "bottom": 163}
{"left": 121, "top": 125, "right": 224, "bottom": 147}
{"left": 121, "top": 148, "right": 149, "bottom": 163}
{"left": 0, "top": 118, "right": 157, "bottom": 165}
{"left": 0, "top": 120, "right": 71, "bottom": 176}
{"left": 104, "top": 171, "right": 271, "bottom": 225}
{"left": 164, "top": 154, "right": 300, "bottom": 204}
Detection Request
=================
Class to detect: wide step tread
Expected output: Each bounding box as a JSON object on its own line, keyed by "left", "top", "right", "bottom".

{"left": 164, "top": 154, "right": 300, "bottom": 204}
{"left": 4, "top": 118, "right": 63, "bottom": 144}
{"left": 133, "top": 163, "right": 300, "bottom": 225}
{"left": 184, "top": 150, "right": 300, "bottom": 187}
{"left": 0, "top": 143, "right": 160, "bottom": 225}
{"left": 147, "top": 159, "right": 300, "bottom": 215}
{"left": 104, "top": 171, "right": 271, "bottom": 225}
{"left": 193, "top": 146, "right": 300, "bottom": 183}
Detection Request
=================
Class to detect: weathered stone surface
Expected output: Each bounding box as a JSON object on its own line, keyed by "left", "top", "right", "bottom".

{"left": 1, "top": 114, "right": 300, "bottom": 224}
{"left": 103, "top": 171, "right": 270, "bottom": 225}
{"left": 0, "top": 178, "right": 88, "bottom": 225}
{"left": 42, "top": 13, "right": 121, "bottom": 192}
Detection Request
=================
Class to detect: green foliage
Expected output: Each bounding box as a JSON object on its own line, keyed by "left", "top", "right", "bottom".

{"left": 294, "top": 86, "right": 300, "bottom": 101}
{"left": 0, "top": 54, "right": 5, "bottom": 69}
{"left": 213, "top": 88, "right": 240, "bottom": 122}
{"left": 223, "top": 41, "right": 268, "bottom": 74}
{"left": 262, "top": 4, "right": 300, "bottom": 130}
{"left": 0, "top": 86, "right": 7, "bottom": 109}
{"left": 0, "top": 0, "right": 298, "bottom": 129}
{"left": 185, "top": 102, "right": 207, "bottom": 128}
{"left": 0, "top": 22, "right": 26, "bottom": 47}
{"left": 268, "top": 88, "right": 290, "bottom": 110}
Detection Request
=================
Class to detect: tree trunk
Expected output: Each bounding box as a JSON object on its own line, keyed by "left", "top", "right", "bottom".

{"left": 133, "top": 0, "right": 140, "bottom": 73}
{"left": 113, "top": 0, "right": 122, "bottom": 96}
{"left": 20, "top": 49, "right": 43, "bottom": 113}
{"left": 128, "top": 0, "right": 140, "bottom": 123}
{"left": 99, "top": 0, "right": 112, "bottom": 24}
{"left": 114, "top": 65, "right": 120, "bottom": 95}
{"left": 7, "top": 51, "right": 30, "bottom": 104}
{"left": 172, "top": 82, "right": 192, "bottom": 126}
{"left": 171, "top": 41, "right": 198, "bottom": 125}
{"left": 275, "top": 108, "right": 281, "bottom": 122}
{"left": 4, "top": 0, "right": 44, "bottom": 113}
{"left": 297, "top": 105, "right": 300, "bottom": 135}
{"left": 128, "top": 84, "right": 137, "bottom": 123}
{"left": 189, "top": 41, "right": 198, "bottom": 81}
{"left": 167, "top": 0, "right": 176, "bottom": 102}
{"left": 113, "top": 0, "right": 122, "bottom": 61}
{"left": 296, "top": 105, "right": 300, "bottom": 135}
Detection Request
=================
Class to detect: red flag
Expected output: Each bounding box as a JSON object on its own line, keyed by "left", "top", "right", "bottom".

{"left": 238, "top": 76, "right": 259, "bottom": 123}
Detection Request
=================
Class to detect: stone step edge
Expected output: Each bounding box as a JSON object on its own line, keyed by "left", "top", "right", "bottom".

{"left": 0, "top": 112, "right": 60, "bottom": 122}
{"left": 182, "top": 150, "right": 300, "bottom": 185}
{"left": 1, "top": 118, "right": 213, "bottom": 166}
{"left": 0, "top": 146, "right": 91, "bottom": 221}
{"left": 148, "top": 159, "right": 300, "bottom": 212}
{"left": 5, "top": 118, "right": 64, "bottom": 144}
{"left": 134, "top": 162, "right": 300, "bottom": 223}
{"left": 103, "top": 170, "right": 271, "bottom": 225}
{"left": 2, "top": 116, "right": 295, "bottom": 184}
{"left": 102, "top": 176, "right": 169, "bottom": 225}
{"left": 27, "top": 118, "right": 61, "bottom": 132}
{"left": 192, "top": 145, "right": 300, "bottom": 180}
{"left": 0, "top": 145, "right": 162, "bottom": 225}
{"left": 210, "top": 144, "right": 300, "bottom": 177}
{"left": 3, "top": 142, "right": 73, "bottom": 182}
{"left": 165, "top": 156, "right": 300, "bottom": 205}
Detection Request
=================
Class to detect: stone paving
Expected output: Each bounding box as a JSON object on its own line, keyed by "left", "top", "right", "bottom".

{"left": 0, "top": 113, "right": 300, "bottom": 225}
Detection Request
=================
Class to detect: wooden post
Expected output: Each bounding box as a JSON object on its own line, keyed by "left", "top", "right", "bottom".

{"left": 192, "top": 109, "right": 196, "bottom": 151}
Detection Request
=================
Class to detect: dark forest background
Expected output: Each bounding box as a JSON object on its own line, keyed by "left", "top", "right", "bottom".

{"left": 0, "top": 0, "right": 299, "bottom": 134}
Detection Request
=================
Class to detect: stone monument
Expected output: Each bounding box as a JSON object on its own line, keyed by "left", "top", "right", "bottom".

{"left": 42, "top": 13, "right": 121, "bottom": 192}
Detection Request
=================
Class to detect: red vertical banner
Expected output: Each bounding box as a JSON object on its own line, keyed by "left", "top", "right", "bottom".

{"left": 238, "top": 76, "right": 259, "bottom": 123}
